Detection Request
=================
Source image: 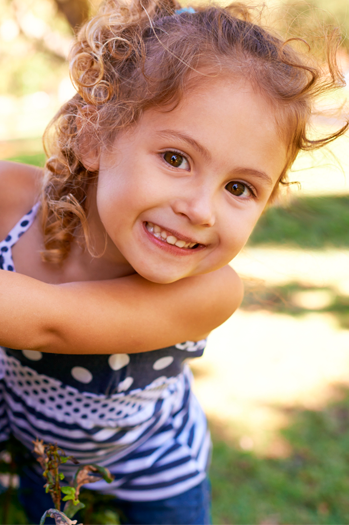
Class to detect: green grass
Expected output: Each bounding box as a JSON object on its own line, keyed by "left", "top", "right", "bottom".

{"left": 248, "top": 195, "right": 349, "bottom": 249}
{"left": 5, "top": 152, "right": 46, "bottom": 167}
{"left": 210, "top": 387, "right": 349, "bottom": 524}
{"left": 241, "top": 280, "right": 349, "bottom": 330}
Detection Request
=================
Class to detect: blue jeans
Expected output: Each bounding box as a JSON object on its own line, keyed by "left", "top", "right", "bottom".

{"left": 19, "top": 468, "right": 211, "bottom": 525}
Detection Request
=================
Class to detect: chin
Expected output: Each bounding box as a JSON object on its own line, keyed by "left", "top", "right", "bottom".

{"left": 145, "top": 275, "right": 182, "bottom": 285}
{"left": 138, "top": 269, "right": 187, "bottom": 285}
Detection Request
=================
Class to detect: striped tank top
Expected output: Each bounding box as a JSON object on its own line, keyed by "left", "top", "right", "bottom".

{"left": 0, "top": 205, "right": 211, "bottom": 501}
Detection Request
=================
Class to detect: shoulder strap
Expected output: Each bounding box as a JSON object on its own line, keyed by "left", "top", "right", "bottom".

{"left": 2, "top": 202, "right": 40, "bottom": 248}
{"left": 0, "top": 202, "right": 40, "bottom": 272}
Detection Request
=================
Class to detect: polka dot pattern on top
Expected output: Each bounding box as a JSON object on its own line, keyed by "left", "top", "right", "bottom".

{"left": 1, "top": 348, "right": 180, "bottom": 429}
{"left": 0, "top": 203, "right": 40, "bottom": 272}
{"left": 4, "top": 342, "right": 206, "bottom": 394}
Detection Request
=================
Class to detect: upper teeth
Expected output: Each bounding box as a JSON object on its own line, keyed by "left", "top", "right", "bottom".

{"left": 146, "top": 222, "right": 198, "bottom": 249}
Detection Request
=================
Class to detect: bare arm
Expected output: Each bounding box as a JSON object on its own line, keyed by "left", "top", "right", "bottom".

{"left": 0, "top": 265, "right": 243, "bottom": 353}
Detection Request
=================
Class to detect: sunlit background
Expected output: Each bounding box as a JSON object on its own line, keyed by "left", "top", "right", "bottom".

{"left": 0, "top": 0, "right": 349, "bottom": 523}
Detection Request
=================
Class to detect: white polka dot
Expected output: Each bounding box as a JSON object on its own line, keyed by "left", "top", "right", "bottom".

{"left": 175, "top": 340, "right": 206, "bottom": 352}
{"left": 22, "top": 350, "right": 43, "bottom": 361}
{"left": 150, "top": 376, "right": 168, "bottom": 387}
{"left": 71, "top": 367, "right": 93, "bottom": 384}
{"left": 108, "top": 354, "right": 130, "bottom": 371}
{"left": 118, "top": 377, "right": 134, "bottom": 392}
{"left": 153, "top": 356, "right": 174, "bottom": 370}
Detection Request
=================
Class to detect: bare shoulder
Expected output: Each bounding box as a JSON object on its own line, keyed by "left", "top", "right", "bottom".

{"left": 0, "top": 161, "right": 43, "bottom": 241}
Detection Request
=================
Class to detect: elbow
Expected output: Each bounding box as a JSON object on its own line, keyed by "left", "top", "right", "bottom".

{"left": 215, "top": 266, "right": 244, "bottom": 326}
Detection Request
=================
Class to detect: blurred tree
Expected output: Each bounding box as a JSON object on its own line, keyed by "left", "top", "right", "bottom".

{"left": 0, "top": 0, "right": 71, "bottom": 96}
{"left": 0, "top": 0, "right": 103, "bottom": 97}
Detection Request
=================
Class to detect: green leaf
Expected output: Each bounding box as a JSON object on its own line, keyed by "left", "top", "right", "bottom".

{"left": 62, "top": 486, "right": 78, "bottom": 504}
{"left": 74, "top": 464, "right": 114, "bottom": 486}
{"left": 60, "top": 456, "right": 69, "bottom": 464}
{"left": 62, "top": 495, "right": 75, "bottom": 502}
{"left": 61, "top": 486, "right": 76, "bottom": 495}
{"left": 59, "top": 473, "right": 65, "bottom": 480}
{"left": 63, "top": 500, "right": 85, "bottom": 519}
{"left": 92, "top": 464, "right": 114, "bottom": 483}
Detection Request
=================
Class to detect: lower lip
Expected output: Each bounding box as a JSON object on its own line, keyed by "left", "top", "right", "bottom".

{"left": 142, "top": 223, "right": 204, "bottom": 256}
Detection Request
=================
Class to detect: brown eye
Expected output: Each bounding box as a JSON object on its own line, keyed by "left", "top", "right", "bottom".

{"left": 163, "top": 151, "right": 189, "bottom": 170}
{"left": 225, "top": 181, "right": 251, "bottom": 197}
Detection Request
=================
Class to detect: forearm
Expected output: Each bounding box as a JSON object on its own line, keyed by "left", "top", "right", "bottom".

{"left": 0, "top": 270, "right": 62, "bottom": 351}
{"left": 0, "top": 266, "right": 243, "bottom": 354}
{"left": 0, "top": 271, "right": 201, "bottom": 353}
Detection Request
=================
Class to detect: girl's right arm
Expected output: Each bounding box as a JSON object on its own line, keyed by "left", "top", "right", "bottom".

{"left": 0, "top": 265, "right": 242, "bottom": 354}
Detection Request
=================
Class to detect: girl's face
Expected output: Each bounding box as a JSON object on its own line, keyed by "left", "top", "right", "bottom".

{"left": 92, "top": 76, "right": 287, "bottom": 283}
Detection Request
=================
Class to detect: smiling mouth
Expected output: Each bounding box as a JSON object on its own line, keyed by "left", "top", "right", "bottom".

{"left": 145, "top": 222, "right": 201, "bottom": 249}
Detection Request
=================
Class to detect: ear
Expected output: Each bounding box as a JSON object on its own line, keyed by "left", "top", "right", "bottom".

{"left": 79, "top": 143, "right": 100, "bottom": 172}
{"left": 75, "top": 105, "right": 101, "bottom": 172}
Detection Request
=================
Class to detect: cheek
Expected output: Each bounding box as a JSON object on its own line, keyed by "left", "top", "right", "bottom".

{"left": 218, "top": 207, "right": 263, "bottom": 260}
{"left": 225, "top": 207, "right": 261, "bottom": 240}
{"left": 97, "top": 169, "right": 132, "bottom": 206}
{"left": 96, "top": 179, "right": 123, "bottom": 231}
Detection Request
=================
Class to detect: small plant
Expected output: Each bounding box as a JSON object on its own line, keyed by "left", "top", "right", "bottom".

{"left": 33, "top": 439, "right": 114, "bottom": 525}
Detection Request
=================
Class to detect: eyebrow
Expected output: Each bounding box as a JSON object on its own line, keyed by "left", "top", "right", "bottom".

{"left": 156, "top": 129, "right": 212, "bottom": 162}
{"left": 231, "top": 167, "right": 274, "bottom": 187}
{"left": 156, "top": 129, "right": 274, "bottom": 186}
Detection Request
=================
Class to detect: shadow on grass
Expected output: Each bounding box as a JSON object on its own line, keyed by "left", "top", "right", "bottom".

{"left": 241, "top": 281, "right": 349, "bottom": 330}
{"left": 249, "top": 195, "right": 349, "bottom": 249}
{"left": 210, "top": 384, "right": 349, "bottom": 524}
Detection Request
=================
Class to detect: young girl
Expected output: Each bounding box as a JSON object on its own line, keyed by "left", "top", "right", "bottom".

{"left": 0, "top": 0, "right": 347, "bottom": 523}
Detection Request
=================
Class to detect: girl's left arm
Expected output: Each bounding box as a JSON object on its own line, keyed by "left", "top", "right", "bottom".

{"left": 0, "top": 265, "right": 243, "bottom": 354}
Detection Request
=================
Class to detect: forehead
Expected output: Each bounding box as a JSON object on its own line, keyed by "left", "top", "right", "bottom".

{"left": 133, "top": 76, "right": 288, "bottom": 188}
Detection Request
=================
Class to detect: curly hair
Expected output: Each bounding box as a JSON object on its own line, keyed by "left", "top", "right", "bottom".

{"left": 40, "top": 0, "right": 348, "bottom": 264}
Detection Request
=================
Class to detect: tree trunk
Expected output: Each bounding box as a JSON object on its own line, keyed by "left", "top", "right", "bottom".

{"left": 53, "top": 0, "right": 90, "bottom": 32}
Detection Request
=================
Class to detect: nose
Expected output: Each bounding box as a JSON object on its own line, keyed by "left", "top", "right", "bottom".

{"left": 172, "top": 189, "right": 216, "bottom": 227}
